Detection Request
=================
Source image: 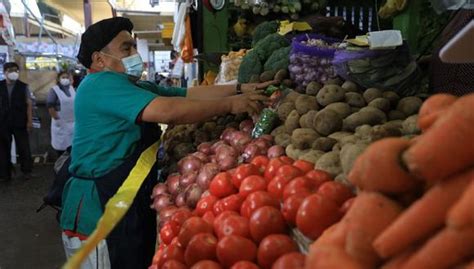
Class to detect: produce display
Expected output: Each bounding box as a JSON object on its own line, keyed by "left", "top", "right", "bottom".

{"left": 215, "top": 50, "right": 247, "bottom": 84}
{"left": 231, "top": 0, "right": 326, "bottom": 19}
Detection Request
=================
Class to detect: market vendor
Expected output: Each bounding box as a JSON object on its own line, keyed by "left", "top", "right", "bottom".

{"left": 60, "top": 17, "right": 270, "bottom": 269}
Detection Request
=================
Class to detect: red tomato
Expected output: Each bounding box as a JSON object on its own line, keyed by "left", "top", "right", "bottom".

{"left": 228, "top": 168, "right": 237, "bottom": 177}
{"left": 160, "top": 220, "right": 181, "bottom": 245}
{"left": 213, "top": 211, "right": 239, "bottom": 234}
{"left": 178, "top": 217, "right": 213, "bottom": 248}
{"left": 257, "top": 234, "right": 298, "bottom": 269}
{"left": 240, "top": 191, "right": 280, "bottom": 219}
{"left": 317, "top": 181, "right": 354, "bottom": 206}
{"left": 152, "top": 244, "right": 165, "bottom": 265}
{"left": 239, "top": 175, "right": 267, "bottom": 198}
{"left": 190, "top": 260, "right": 222, "bottom": 269}
{"left": 249, "top": 206, "right": 287, "bottom": 242}
{"left": 195, "top": 195, "right": 219, "bottom": 217}
{"left": 279, "top": 156, "right": 294, "bottom": 165}
{"left": 282, "top": 177, "right": 319, "bottom": 200}
{"left": 232, "top": 164, "right": 260, "bottom": 188}
{"left": 216, "top": 235, "right": 257, "bottom": 268}
{"left": 275, "top": 165, "right": 303, "bottom": 181}
{"left": 251, "top": 156, "right": 269, "bottom": 173}
{"left": 292, "top": 160, "right": 314, "bottom": 173}
{"left": 264, "top": 158, "right": 285, "bottom": 182}
{"left": 221, "top": 194, "right": 244, "bottom": 213}
{"left": 162, "top": 260, "right": 187, "bottom": 269}
{"left": 212, "top": 199, "right": 226, "bottom": 216}
{"left": 158, "top": 241, "right": 185, "bottom": 268}
{"left": 230, "top": 261, "right": 260, "bottom": 269}
{"left": 202, "top": 211, "right": 215, "bottom": 226}
{"left": 272, "top": 252, "right": 305, "bottom": 269}
{"left": 267, "top": 175, "right": 293, "bottom": 200}
{"left": 305, "top": 170, "right": 332, "bottom": 185}
{"left": 281, "top": 194, "right": 310, "bottom": 226}
{"left": 171, "top": 208, "right": 193, "bottom": 226}
{"left": 215, "top": 215, "right": 251, "bottom": 239}
{"left": 339, "top": 197, "right": 355, "bottom": 215}
{"left": 209, "top": 172, "right": 237, "bottom": 198}
{"left": 296, "top": 193, "right": 342, "bottom": 240}
{"left": 184, "top": 233, "right": 218, "bottom": 266}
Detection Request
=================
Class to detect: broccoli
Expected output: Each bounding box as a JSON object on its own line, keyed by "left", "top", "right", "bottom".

{"left": 238, "top": 50, "right": 263, "bottom": 83}
{"left": 254, "top": 33, "right": 290, "bottom": 62}
{"left": 252, "top": 21, "right": 280, "bottom": 47}
{"left": 264, "top": 46, "right": 291, "bottom": 72}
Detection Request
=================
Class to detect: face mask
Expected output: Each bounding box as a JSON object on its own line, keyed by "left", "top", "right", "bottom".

{"left": 60, "top": 78, "right": 70, "bottom": 86}
{"left": 7, "top": 72, "right": 19, "bottom": 81}
{"left": 101, "top": 52, "right": 144, "bottom": 78}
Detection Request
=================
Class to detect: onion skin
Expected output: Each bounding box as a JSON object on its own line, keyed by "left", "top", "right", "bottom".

{"left": 229, "top": 131, "right": 252, "bottom": 152}
{"left": 242, "top": 143, "right": 261, "bottom": 163}
{"left": 167, "top": 174, "right": 181, "bottom": 195}
{"left": 180, "top": 172, "right": 197, "bottom": 188}
{"left": 185, "top": 184, "right": 203, "bottom": 208}
{"left": 197, "top": 163, "right": 220, "bottom": 189}
{"left": 152, "top": 194, "right": 172, "bottom": 212}
{"left": 267, "top": 145, "right": 285, "bottom": 159}
{"left": 151, "top": 183, "right": 168, "bottom": 198}
{"left": 197, "top": 142, "right": 212, "bottom": 155}
{"left": 218, "top": 156, "right": 238, "bottom": 171}
{"left": 158, "top": 205, "right": 178, "bottom": 228}
{"left": 239, "top": 120, "right": 254, "bottom": 134}
{"left": 177, "top": 155, "right": 203, "bottom": 175}
{"left": 175, "top": 192, "right": 186, "bottom": 207}
{"left": 220, "top": 128, "right": 237, "bottom": 143}
{"left": 192, "top": 152, "right": 209, "bottom": 163}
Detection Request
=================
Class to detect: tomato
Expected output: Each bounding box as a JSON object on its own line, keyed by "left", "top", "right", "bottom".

{"left": 184, "top": 233, "right": 218, "bottom": 266}
{"left": 221, "top": 194, "right": 244, "bottom": 213}
{"left": 209, "top": 172, "right": 237, "bottom": 198}
{"left": 305, "top": 169, "right": 332, "bottom": 185}
{"left": 292, "top": 160, "right": 314, "bottom": 173}
{"left": 257, "top": 234, "right": 298, "bottom": 269}
{"left": 228, "top": 168, "right": 237, "bottom": 177}
{"left": 190, "top": 260, "right": 222, "bottom": 269}
{"left": 162, "top": 260, "right": 187, "bottom": 269}
{"left": 279, "top": 156, "right": 294, "bottom": 165}
{"left": 272, "top": 252, "right": 306, "bottom": 269}
{"left": 158, "top": 240, "right": 186, "bottom": 268}
{"left": 239, "top": 175, "right": 267, "bottom": 198}
{"left": 213, "top": 211, "right": 239, "bottom": 234}
{"left": 195, "top": 195, "right": 219, "bottom": 217}
{"left": 296, "top": 193, "right": 342, "bottom": 240}
{"left": 251, "top": 156, "right": 269, "bottom": 173}
{"left": 160, "top": 220, "right": 181, "bottom": 245}
{"left": 276, "top": 165, "right": 303, "bottom": 181}
{"left": 232, "top": 164, "right": 260, "bottom": 188}
{"left": 212, "top": 199, "right": 226, "bottom": 216}
{"left": 202, "top": 211, "right": 215, "bottom": 226}
{"left": 264, "top": 158, "right": 285, "bottom": 182}
{"left": 215, "top": 215, "right": 250, "bottom": 239}
{"left": 171, "top": 208, "right": 193, "bottom": 226}
{"left": 178, "top": 217, "right": 214, "bottom": 248}
{"left": 216, "top": 235, "right": 257, "bottom": 268}
{"left": 282, "top": 177, "right": 318, "bottom": 200}
{"left": 281, "top": 194, "right": 310, "bottom": 226}
{"left": 152, "top": 244, "right": 165, "bottom": 266}
{"left": 267, "top": 175, "right": 293, "bottom": 200}
{"left": 249, "top": 206, "right": 287, "bottom": 242}
{"left": 339, "top": 197, "right": 355, "bottom": 215}
{"left": 240, "top": 191, "right": 280, "bottom": 219}
{"left": 317, "top": 181, "right": 354, "bottom": 206}
{"left": 230, "top": 261, "right": 260, "bottom": 269}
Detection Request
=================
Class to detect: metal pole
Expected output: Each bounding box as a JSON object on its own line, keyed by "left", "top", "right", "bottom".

{"left": 84, "top": 0, "right": 92, "bottom": 28}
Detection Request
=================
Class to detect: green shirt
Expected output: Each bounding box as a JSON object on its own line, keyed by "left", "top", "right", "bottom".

{"left": 60, "top": 71, "right": 186, "bottom": 236}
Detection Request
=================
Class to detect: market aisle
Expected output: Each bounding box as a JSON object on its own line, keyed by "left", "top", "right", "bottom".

{"left": 0, "top": 164, "right": 64, "bottom": 269}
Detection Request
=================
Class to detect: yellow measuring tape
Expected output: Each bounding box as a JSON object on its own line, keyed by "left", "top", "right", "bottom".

{"left": 63, "top": 141, "right": 159, "bottom": 269}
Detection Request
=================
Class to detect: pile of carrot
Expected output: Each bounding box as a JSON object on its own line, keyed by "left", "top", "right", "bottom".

{"left": 305, "top": 93, "right": 474, "bottom": 269}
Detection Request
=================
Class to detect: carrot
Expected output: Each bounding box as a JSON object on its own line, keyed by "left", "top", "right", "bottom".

{"left": 305, "top": 244, "right": 366, "bottom": 269}
{"left": 401, "top": 226, "right": 474, "bottom": 269}
{"left": 374, "top": 169, "right": 473, "bottom": 258}
{"left": 348, "top": 138, "right": 419, "bottom": 194}
{"left": 447, "top": 178, "right": 474, "bottom": 229}
{"left": 380, "top": 247, "right": 417, "bottom": 269}
{"left": 418, "top": 94, "right": 457, "bottom": 131}
{"left": 403, "top": 94, "right": 474, "bottom": 183}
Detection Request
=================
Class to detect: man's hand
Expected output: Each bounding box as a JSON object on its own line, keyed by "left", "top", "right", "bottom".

{"left": 242, "top": 80, "right": 279, "bottom": 93}
{"left": 229, "top": 92, "right": 269, "bottom": 116}
{"left": 27, "top": 120, "right": 33, "bottom": 132}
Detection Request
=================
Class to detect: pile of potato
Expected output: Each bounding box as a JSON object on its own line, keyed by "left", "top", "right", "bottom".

{"left": 271, "top": 79, "right": 423, "bottom": 187}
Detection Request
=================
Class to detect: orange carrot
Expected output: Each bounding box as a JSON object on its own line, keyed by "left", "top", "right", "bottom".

{"left": 381, "top": 247, "right": 417, "bottom": 269}
{"left": 403, "top": 94, "right": 474, "bottom": 183}
{"left": 447, "top": 178, "right": 474, "bottom": 229}
{"left": 401, "top": 227, "right": 474, "bottom": 269}
{"left": 418, "top": 94, "right": 457, "bottom": 131}
{"left": 348, "top": 138, "right": 419, "bottom": 194}
{"left": 374, "top": 169, "right": 473, "bottom": 258}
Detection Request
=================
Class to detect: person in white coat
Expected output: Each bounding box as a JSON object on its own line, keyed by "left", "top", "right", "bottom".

{"left": 47, "top": 71, "right": 76, "bottom": 156}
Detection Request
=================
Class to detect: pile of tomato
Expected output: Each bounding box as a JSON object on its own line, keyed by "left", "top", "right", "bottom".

{"left": 150, "top": 156, "right": 355, "bottom": 269}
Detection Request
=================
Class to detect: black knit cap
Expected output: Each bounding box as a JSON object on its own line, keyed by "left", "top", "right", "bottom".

{"left": 77, "top": 17, "right": 133, "bottom": 68}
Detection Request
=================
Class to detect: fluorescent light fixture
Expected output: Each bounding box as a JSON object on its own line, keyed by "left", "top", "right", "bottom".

{"left": 62, "top": 14, "right": 84, "bottom": 34}
{"left": 10, "top": 0, "right": 42, "bottom": 18}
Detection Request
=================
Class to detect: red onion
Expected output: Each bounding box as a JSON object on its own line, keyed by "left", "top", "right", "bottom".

{"left": 229, "top": 131, "right": 252, "bottom": 152}
{"left": 239, "top": 120, "right": 254, "bottom": 134}
{"left": 254, "top": 138, "right": 272, "bottom": 151}
{"left": 185, "top": 184, "right": 203, "bottom": 208}
{"left": 260, "top": 134, "right": 274, "bottom": 143}
{"left": 197, "top": 163, "right": 220, "bottom": 189}
{"left": 192, "top": 151, "right": 209, "bottom": 163}
{"left": 216, "top": 144, "right": 238, "bottom": 161}
{"left": 267, "top": 145, "right": 285, "bottom": 159}
{"left": 175, "top": 192, "right": 187, "bottom": 207}
{"left": 158, "top": 205, "right": 178, "bottom": 228}
{"left": 180, "top": 172, "right": 197, "bottom": 188}
{"left": 220, "top": 127, "right": 237, "bottom": 143}
{"left": 242, "top": 143, "right": 262, "bottom": 163}
{"left": 211, "top": 141, "right": 228, "bottom": 154}
{"left": 166, "top": 174, "right": 181, "bottom": 195}
{"left": 178, "top": 155, "right": 203, "bottom": 175}
{"left": 218, "top": 156, "right": 238, "bottom": 171}
{"left": 151, "top": 183, "right": 168, "bottom": 199}
{"left": 152, "top": 194, "right": 172, "bottom": 211}
{"left": 210, "top": 155, "right": 218, "bottom": 164}
{"left": 197, "top": 142, "right": 212, "bottom": 155}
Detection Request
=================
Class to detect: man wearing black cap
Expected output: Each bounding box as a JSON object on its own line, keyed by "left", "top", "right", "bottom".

{"left": 60, "top": 17, "right": 270, "bottom": 268}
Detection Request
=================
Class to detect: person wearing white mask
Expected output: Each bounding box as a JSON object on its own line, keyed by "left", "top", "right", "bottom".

{"left": 0, "top": 62, "right": 34, "bottom": 181}
{"left": 47, "top": 71, "right": 76, "bottom": 156}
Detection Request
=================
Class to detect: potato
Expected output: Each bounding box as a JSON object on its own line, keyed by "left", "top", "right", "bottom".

{"left": 277, "top": 102, "right": 296, "bottom": 121}
{"left": 354, "top": 125, "right": 372, "bottom": 139}
{"left": 342, "top": 107, "right": 387, "bottom": 131}
{"left": 282, "top": 79, "right": 293, "bottom": 88}
{"left": 299, "top": 110, "right": 318, "bottom": 128}
{"left": 341, "top": 81, "right": 359, "bottom": 93}
{"left": 369, "top": 125, "right": 402, "bottom": 142}
{"left": 382, "top": 91, "right": 400, "bottom": 108}
{"left": 363, "top": 88, "right": 383, "bottom": 103}
{"left": 299, "top": 150, "right": 325, "bottom": 164}
{"left": 295, "top": 95, "right": 318, "bottom": 115}
{"left": 351, "top": 107, "right": 361, "bottom": 113}
{"left": 388, "top": 110, "right": 406, "bottom": 121}
{"left": 284, "top": 91, "right": 301, "bottom": 103}
{"left": 312, "top": 109, "right": 343, "bottom": 136}
{"left": 286, "top": 144, "right": 310, "bottom": 160}
{"left": 397, "top": 96, "right": 423, "bottom": 116}
{"left": 345, "top": 92, "right": 366, "bottom": 108}
{"left": 271, "top": 125, "right": 287, "bottom": 136}
{"left": 291, "top": 128, "right": 320, "bottom": 150}
{"left": 335, "top": 173, "right": 354, "bottom": 189}
{"left": 402, "top": 114, "right": 421, "bottom": 135}
{"left": 383, "top": 120, "right": 403, "bottom": 130}
{"left": 325, "top": 102, "right": 352, "bottom": 119}
{"left": 328, "top": 131, "right": 353, "bottom": 141}
{"left": 260, "top": 70, "right": 276, "bottom": 82}
{"left": 306, "top": 81, "right": 322, "bottom": 96}
{"left": 332, "top": 143, "right": 342, "bottom": 151}
{"left": 324, "top": 77, "right": 343, "bottom": 86}
{"left": 368, "top": 98, "right": 391, "bottom": 113}
{"left": 340, "top": 143, "right": 368, "bottom": 175}
{"left": 312, "top": 137, "right": 338, "bottom": 152}
{"left": 315, "top": 151, "right": 342, "bottom": 177}
{"left": 316, "top": 85, "right": 345, "bottom": 106}
{"left": 275, "top": 133, "right": 291, "bottom": 147}
{"left": 274, "top": 69, "right": 288, "bottom": 81}
{"left": 284, "top": 110, "right": 300, "bottom": 133}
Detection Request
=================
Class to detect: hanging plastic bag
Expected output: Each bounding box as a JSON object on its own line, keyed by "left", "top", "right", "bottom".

{"left": 172, "top": 2, "right": 187, "bottom": 52}
{"left": 181, "top": 15, "right": 194, "bottom": 63}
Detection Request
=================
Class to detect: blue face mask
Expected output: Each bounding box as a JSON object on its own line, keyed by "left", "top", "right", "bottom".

{"left": 101, "top": 52, "right": 144, "bottom": 78}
